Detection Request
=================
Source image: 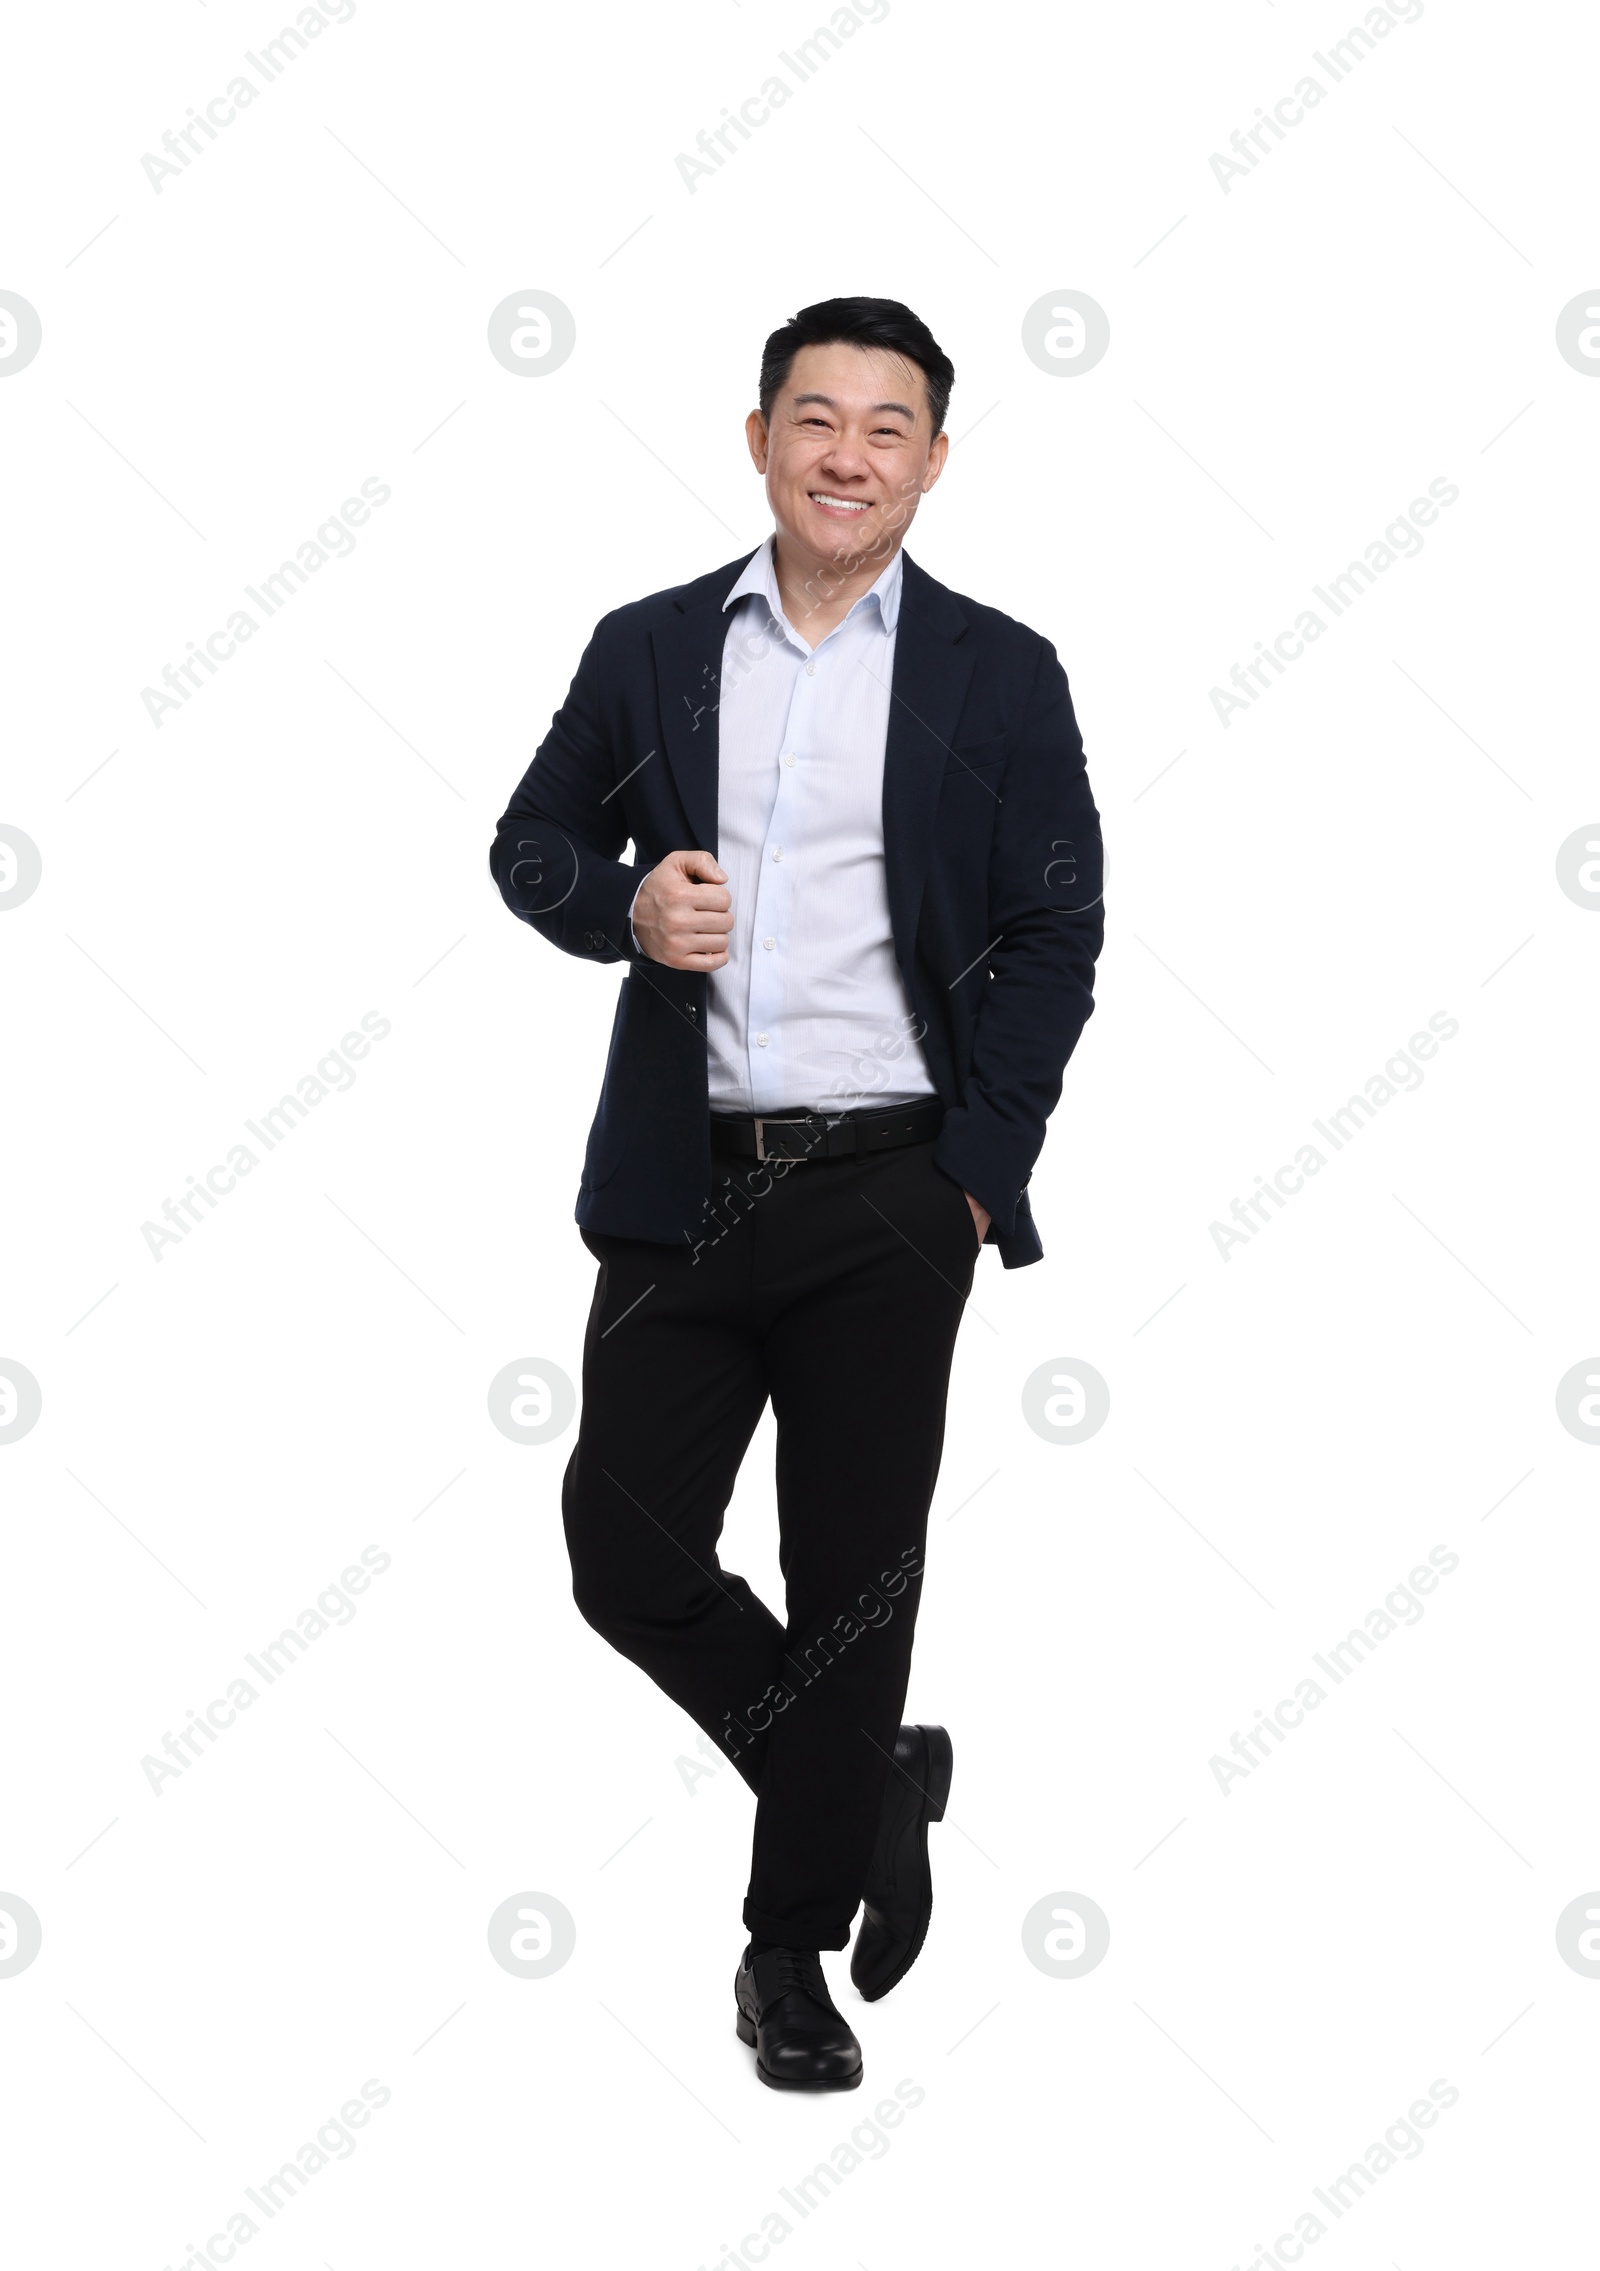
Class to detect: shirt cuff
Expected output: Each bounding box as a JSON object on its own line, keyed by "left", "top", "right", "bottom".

{"left": 627, "top": 878, "right": 644, "bottom": 956}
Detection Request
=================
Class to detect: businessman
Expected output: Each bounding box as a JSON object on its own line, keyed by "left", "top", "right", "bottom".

{"left": 489, "top": 297, "right": 1103, "bottom": 2091}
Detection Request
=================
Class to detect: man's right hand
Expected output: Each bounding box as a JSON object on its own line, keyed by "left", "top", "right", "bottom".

{"left": 630, "top": 850, "right": 733, "bottom": 970}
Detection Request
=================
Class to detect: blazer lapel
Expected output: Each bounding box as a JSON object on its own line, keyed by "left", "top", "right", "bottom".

{"left": 650, "top": 558, "right": 753, "bottom": 856}
{"left": 882, "top": 551, "right": 975, "bottom": 975}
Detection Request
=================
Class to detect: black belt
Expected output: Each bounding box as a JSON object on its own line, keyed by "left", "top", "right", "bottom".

{"left": 710, "top": 1098, "right": 943, "bottom": 1164}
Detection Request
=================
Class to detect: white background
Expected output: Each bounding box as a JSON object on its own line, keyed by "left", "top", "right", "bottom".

{"left": 3, "top": 0, "right": 1597, "bottom": 2263}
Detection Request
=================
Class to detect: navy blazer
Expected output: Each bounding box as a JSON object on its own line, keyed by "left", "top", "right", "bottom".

{"left": 488, "top": 547, "right": 1104, "bottom": 1268}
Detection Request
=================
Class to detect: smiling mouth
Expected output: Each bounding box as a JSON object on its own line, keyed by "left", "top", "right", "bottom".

{"left": 809, "top": 492, "right": 872, "bottom": 514}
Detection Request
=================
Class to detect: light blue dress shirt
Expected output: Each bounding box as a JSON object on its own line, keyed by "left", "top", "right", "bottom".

{"left": 632, "top": 536, "right": 938, "bottom": 1116}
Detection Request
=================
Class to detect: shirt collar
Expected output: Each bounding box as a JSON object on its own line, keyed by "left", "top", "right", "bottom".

{"left": 722, "top": 534, "right": 903, "bottom": 638}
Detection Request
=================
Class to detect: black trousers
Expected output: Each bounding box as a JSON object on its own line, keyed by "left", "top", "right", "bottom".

{"left": 562, "top": 1132, "right": 980, "bottom": 1950}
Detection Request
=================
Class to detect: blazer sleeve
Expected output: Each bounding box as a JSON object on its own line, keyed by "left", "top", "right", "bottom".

{"left": 487, "top": 615, "right": 648, "bottom": 967}
{"left": 931, "top": 637, "right": 1104, "bottom": 1235}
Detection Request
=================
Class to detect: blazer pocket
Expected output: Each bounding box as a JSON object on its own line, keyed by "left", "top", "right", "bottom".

{"left": 942, "top": 733, "right": 1006, "bottom": 777}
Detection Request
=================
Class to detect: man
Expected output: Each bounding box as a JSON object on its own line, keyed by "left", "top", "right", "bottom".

{"left": 489, "top": 297, "right": 1103, "bottom": 2091}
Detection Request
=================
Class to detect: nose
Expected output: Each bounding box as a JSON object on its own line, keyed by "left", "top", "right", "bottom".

{"left": 818, "top": 432, "right": 872, "bottom": 486}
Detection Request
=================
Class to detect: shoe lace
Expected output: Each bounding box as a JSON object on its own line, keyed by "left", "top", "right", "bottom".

{"left": 771, "top": 1948, "right": 826, "bottom": 2003}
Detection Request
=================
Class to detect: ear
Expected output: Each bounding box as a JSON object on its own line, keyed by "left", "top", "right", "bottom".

{"left": 745, "top": 407, "right": 770, "bottom": 473}
{"left": 921, "top": 427, "right": 951, "bottom": 493}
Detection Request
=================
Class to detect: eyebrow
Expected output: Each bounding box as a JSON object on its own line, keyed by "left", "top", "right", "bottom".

{"left": 789, "top": 392, "right": 917, "bottom": 421}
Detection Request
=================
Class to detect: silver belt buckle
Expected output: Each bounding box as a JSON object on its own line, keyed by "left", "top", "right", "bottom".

{"left": 752, "top": 1114, "right": 812, "bottom": 1164}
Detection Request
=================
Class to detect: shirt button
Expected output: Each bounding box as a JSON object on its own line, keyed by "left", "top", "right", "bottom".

{"left": 771, "top": 846, "right": 783, "bottom": 862}
{"left": 783, "top": 753, "right": 796, "bottom": 767}
{"left": 805, "top": 662, "right": 817, "bottom": 677}
{"left": 756, "top": 1032, "right": 770, "bottom": 1046}
{"left": 763, "top": 936, "right": 776, "bottom": 950}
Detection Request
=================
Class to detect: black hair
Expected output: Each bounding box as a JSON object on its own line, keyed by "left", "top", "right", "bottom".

{"left": 757, "top": 296, "right": 955, "bottom": 436}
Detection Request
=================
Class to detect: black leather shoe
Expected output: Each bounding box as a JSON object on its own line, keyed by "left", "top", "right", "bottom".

{"left": 850, "top": 1723, "right": 953, "bottom": 2003}
{"left": 734, "top": 1947, "right": 863, "bottom": 2091}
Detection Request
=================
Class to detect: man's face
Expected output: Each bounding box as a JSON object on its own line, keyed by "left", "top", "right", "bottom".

{"left": 746, "top": 340, "right": 948, "bottom": 580}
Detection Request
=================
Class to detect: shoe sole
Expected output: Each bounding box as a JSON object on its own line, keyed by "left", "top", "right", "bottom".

{"left": 856, "top": 1724, "right": 953, "bottom": 2005}
{"left": 735, "top": 2009, "right": 863, "bottom": 2089}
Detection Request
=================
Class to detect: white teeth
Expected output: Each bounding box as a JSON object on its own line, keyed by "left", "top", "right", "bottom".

{"left": 811, "top": 494, "right": 869, "bottom": 511}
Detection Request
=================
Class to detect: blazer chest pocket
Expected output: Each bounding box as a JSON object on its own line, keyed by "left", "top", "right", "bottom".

{"left": 942, "top": 733, "right": 1006, "bottom": 778}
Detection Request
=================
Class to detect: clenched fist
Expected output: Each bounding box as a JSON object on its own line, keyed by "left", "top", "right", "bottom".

{"left": 631, "top": 850, "right": 734, "bottom": 971}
